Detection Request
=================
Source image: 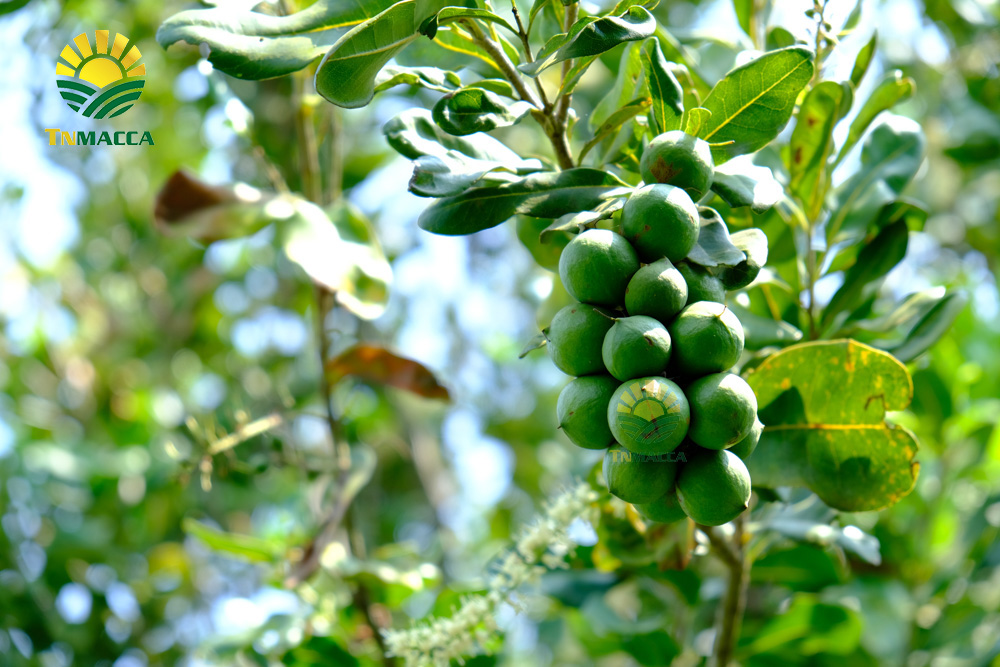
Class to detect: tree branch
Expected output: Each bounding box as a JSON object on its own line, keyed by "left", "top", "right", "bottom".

{"left": 704, "top": 516, "right": 750, "bottom": 667}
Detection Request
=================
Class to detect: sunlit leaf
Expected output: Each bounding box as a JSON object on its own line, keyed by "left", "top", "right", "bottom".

{"left": 183, "top": 519, "right": 281, "bottom": 562}
{"left": 850, "top": 31, "right": 877, "bottom": 87}
{"left": 836, "top": 70, "right": 915, "bottom": 164}
{"left": 686, "top": 207, "right": 746, "bottom": 268}
{"left": 432, "top": 87, "right": 534, "bottom": 136}
{"left": 641, "top": 37, "right": 683, "bottom": 135}
{"left": 710, "top": 160, "right": 782, "bottom": 213}
{"left": 519, "top": 7, "right": 656, "bottom": 76}
{"left": 789, "top": 80, "right": 853, "bottom": 220}
{"left": 701, "top": 46, "right": 814, "bottom": 163}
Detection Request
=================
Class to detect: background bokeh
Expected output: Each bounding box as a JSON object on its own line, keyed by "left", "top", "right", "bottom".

{"left": 1, "top": 0, "right": 999, "bottom": 665}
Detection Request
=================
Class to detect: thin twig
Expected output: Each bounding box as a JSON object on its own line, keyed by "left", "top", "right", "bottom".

{"left": 208, "top": 413, "right": 284, "bottom": 455}
{"left": 703, "top": 516, "right": 751, "bottom": 667}
{"left": 511, "top": 2, "right": 551, "bottom": 109}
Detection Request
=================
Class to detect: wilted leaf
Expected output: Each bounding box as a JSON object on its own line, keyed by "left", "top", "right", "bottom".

{"left": 701, "top": 47, "right": 814, "bottom": 163}
{"left": 744, "top": 339, "right": 920, "bottom": 512}
{"left": 326, "top": 344, "right": 449, "bottom": 399}
{"left": 154, "top": 170, "right": 281, "bottom": 242}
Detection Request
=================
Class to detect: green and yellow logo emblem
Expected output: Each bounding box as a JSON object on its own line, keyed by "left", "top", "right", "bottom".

{"left": 614, "top": 379, "right": 685, "bottom": 445}
{"left": 56, "top": 30, "right": 145, "bottom": 118}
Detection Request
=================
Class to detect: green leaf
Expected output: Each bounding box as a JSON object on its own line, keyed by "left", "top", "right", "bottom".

{"left": 686, "top": 207, "right": 746, "bottom": 268}
{"left": 0, "top": 0, "right": 31, "bottom": 16}
{"left": 580, "top": 98, "right": 650, "bottom": 163}
{"left": 590, "top": 42, "right": 645, "bottom": 131}
{"left": 519, "top": 332, "right": 548, "bottom": 358}
{"left": 419, "top": 7, "right": 517, "bottom": 39}
{"left": 539, "top": 198, "right": 625, "bottom": 242}
{"left": 744, "top": 339, "right": 919, "bottom": 512}
{"left": 183, "top": 519, "right": 281, "bottom": 562}
{"left": 852, "top": 287, "right": 945, "bottom": 334}
{"left": 850, "top": 31, "right": 877, "bottom": 88}
{"left": 886, "top": 292, "right": 967, "bottom": 363}
{"left": 828, "top": 115, "right": 925, "bottom": 244}
{"left": 739, "top": 595, "right": 863, "bottom": 658}
{"left": 710, "top": 160, "right": 782, "bottom": 213}
{"left": 754, "top": 499, "right": 881, "bottom": 564}
{"left": 374, "top": 65, "right": 462, "bottom": 93}
{"left": 157, "top": 0, "right": 390, "bottom": 80}
{"left": 822, "top": 220, "right": 909, "bottom": 331}
{"left": 733, "top": 0, "right": 753, "bottom": 38}
{"left": 641, "top": 38, "right": 683, "bottom": 135}
{"left": 315, "top": 0, "right": 444, "bottom": 109}
{"left": 789, "top": 81, "right": 853, "bottom": 220}
{"left": 409, "top": 154, "right": 528, "bottom": 197}
{"left": 701, "top": 46, "right": 815, "bottom": 163}
{"left": 432, "top": 87, "right": 534, "bottom": 136}
{"left": 730, "top": 305, "right": 803, "bottom": 350}
{"left": 836, "top": 70, "right": 916, "bottom": 164}
{"left": 766, "top": 26, "right": 798, "bottom": 50}
{"left": 418, "top": 169, "right": 630, "bottom": 235}
{"left": 519, "top": 6, "right": 656, "bottom": 76}
{"left": 384, "top": 109, "right": 544, "bottom": 196}
{"left": 682, "top": 107, "right": 711, "bottom": 136}
{"left": 719, "top": 228, "right": 769, "bottom": 288}
{"left": 384, "top": 108, "right": 537, "bottom": 165}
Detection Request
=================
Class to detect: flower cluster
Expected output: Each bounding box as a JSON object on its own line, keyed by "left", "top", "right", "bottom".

{"left": 382, "top": 482, "right": 598, "bottom": 666}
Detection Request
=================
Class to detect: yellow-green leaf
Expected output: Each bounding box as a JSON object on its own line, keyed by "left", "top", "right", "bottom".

{"left": 744, "top": 339, "right": 919, "bottom": 512}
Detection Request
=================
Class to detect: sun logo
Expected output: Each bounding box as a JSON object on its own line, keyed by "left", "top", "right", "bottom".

{"left": 56, "top": 30, "right": 145, "bottom": 118}
{"left": 614, "top": 378, "right": 685, "bottom": 445}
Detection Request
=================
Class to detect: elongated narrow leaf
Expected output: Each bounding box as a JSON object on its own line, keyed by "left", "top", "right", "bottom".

{"left": 828, "top": 115, "right": 925, "bottom": 244}
{"left": 789, "top": 81, "right": 853, "bottom": 220}
{"left": 686, "top": 207, "right": 746, "bottom": 268}
{"left": 418, "top": 169, "right": 630, "bottom": 235}
{"left": 836, "top": 70, "right": 915, "bottom": 164}
{"left": 850, "top": 32, "right": 877, "bottom": 87}
{"left": 822, "top": 220, "right": 909, "bottom": 331}
{"left": 886, "top": 292, "right": 967, "bottom": 362}
{"left": 710, "top": 160, "right": 782, "bottom": 213}
{"left": 326, "top": 344, "right": 449, "bottom": 399}
{"left": 519, "top": 7, "right": 656, "bottom": 76}
{"left": 519, "top": 332, "right": 548, "bottom": 358}
{"left": 183, "top": 519, "right": 281, "bottom": 562}
{"left": 157, "top": 0, "right": 389, "bottom": 80}
{"left": 701, "top": 46, "right": 814, "bottom": 163}
{"left": 316, "top": 0, "right": 442, "bottom": 108}
{"left": 0, "top": 0, "right": 31, "bottom": 16}
{"left": 853, "top": 287, "right": 945, "bottom": 334}
{"left": 432, "top": 88, "right": 533, "bottom": 136}
{"left": 745, "top": 339, "right": 919, "bottom": 511}
{"left": 641, "top": 38, "right": 683, "bottom": 135}
{"left": 733, "top": 0, "right": 753, "bottom": 38}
